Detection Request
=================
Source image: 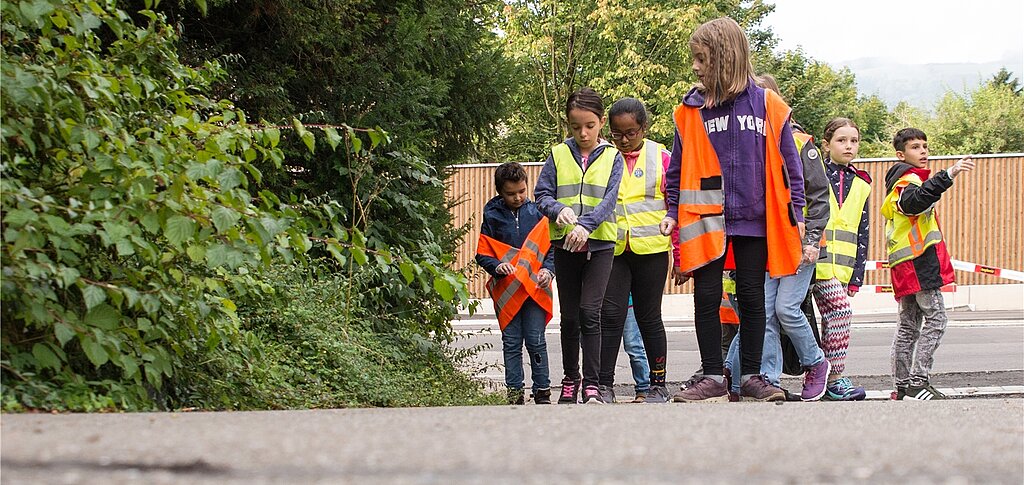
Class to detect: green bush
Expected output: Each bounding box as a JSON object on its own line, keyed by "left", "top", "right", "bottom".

{"left": 180, "top": 264, "right": 501, "bottom": 409}
{"left": 1, "top": 0, "right": 489, "bottom": 411}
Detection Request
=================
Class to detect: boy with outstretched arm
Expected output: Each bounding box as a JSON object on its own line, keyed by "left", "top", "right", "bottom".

{"left": 882, "top": 128, "right": 976, "bottom": 400}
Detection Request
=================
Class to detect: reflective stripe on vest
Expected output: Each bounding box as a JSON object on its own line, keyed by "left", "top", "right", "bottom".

{"left": 549, "top": 143, "right": 619, "bottom": 242}
{"left": 672, "top": 89, "right": 802, "bottom": 277}
{"left": 720, "top": 293, "right": 739, "bottom": 325}
{"left": 815, "top": 173, "right": 870, "bottom": 284}
{"left": 614, "top": 139, "right": 670, "bottom": 255}
{"left": 475, "top": 219, "right": 554, "bottom": 331}
{"left": 882, "top": 174, "right": 945, "bottom": 266}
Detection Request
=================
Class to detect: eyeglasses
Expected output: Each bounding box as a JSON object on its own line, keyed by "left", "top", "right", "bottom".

{"left": 609, "top": 128, "right": 643, "bottom": 141}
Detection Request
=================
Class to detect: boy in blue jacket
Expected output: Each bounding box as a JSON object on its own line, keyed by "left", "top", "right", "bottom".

{"left": 475, "top": 162, "right": 555, "bottom": 404}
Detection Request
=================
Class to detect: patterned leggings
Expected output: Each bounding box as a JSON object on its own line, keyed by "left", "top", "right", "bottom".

{"left": 811, "top": 277, "right": 853, "bottom": 376}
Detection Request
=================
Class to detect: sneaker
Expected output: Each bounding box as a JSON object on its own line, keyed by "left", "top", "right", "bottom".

{"left": 507, "top": 388, "right": 525, "bottom": 405}
{"left": 679, "top": 373, "right": 702, "bottom": 391}
{"left": 801, "top": 359, "right": 831, "bottom": 401}
{"left": 582, "top": 385, "right": 604, "bottom": 404}
{"left": 597, "top": 384, "right": 616, "bottom": 404}
{"left": 558, "top": 376, "right": 581, "bottom": 404}
{"left": 739, "top": 375, "right": 786, "bottom": 402}
{"left": 643, "top": 385, "right": 671, "bottom": 404}
{"left": 672, "top": 376, "right": 730, "bottom": 403}
{"left": 532, "top": 388, "right": 551, "bottom": 405}
{"left": 723, "top": 368, "right": 739, "bottom": 402}
{"left": 784, "top": 388, "right": 803, "bottom": 401}
{"left": 632, "top": 390, "right": 648, "bottom": 403}
{"left": 905, "top": 383, "right": 946, "bottom": 401}
{"left": 891, "top": 386, "right": 906, "bottom": 400}
{"left": 824, "top": 377, "right": 867, "bottom": 401}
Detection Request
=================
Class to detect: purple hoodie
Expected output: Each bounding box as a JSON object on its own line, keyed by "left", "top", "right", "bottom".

{"left": 665, "top": 80, "right": 805, "bottom": 237}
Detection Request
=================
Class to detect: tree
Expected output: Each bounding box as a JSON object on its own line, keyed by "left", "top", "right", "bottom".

{"left": 1, "top": 0, "right": 477, "bottom": 411}
{"left": 488, "top": 0, "right": 773, "bottom": 163}
{"left": 989, "top": 67, "right": 1022, "bottom": 96}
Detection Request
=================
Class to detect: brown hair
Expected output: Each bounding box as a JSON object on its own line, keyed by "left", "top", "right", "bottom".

{"left": 494, "top": 162, "right": 527, "bottom": 192}
{"left": 755, "top": 73, "right": 781, "bottom": 98}
{"left": 565, "top": 87, "right": 605, "bottom": 120}
{"left": 689, "top": 17, "right": 755, "bottom": 108}
{"left": 822, "top": 117, "right": 860, "bottom": 143}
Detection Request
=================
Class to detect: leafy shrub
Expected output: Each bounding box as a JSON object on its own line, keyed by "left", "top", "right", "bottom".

{"left": 1, "top": 0, "right": 485, "bottom": 411}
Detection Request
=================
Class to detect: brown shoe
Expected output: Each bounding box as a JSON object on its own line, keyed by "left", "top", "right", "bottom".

{"left": 671, "top": 376, "right": 730, "bottom": 403}
{"left": 632, "top": 391, "right": 647, "bottom": 403}
{"left": 739, "top": 375, "right": 786, "bottom": 402}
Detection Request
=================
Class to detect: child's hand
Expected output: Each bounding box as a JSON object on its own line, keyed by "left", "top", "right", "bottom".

{"left": 496, "top": 262, "right": 515, "bottom": 275}
{"left": 537, "top": 269, "right": 554, "bottom": 288}
{"left": 564, "top": 225, "right": 590, "bottom": 252}
{"left": 659, "top": 216, "right": 677, "bottom": 236}
{"left": 847, "top": 287, "right": 858, "bottom": 297}
{"left": 672, "top": 267, "right": 691, "bottom": 286}
{"left": 556, "top": 207, "right": 578, "bottom": 226}
{"left": 948, "top": 156, "right": 975, "bottom": 179}
{"left": 801, "top": 244, "right": 820, "bottom": 265}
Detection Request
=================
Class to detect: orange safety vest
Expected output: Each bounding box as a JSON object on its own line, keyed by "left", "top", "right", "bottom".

{"left": 719, "top": 292, "right": 739, "bottom": 325}
{"left": 672, "top": 89, "right": 802, "bottom": 278}
{"left": 475, "top": 219, "right": 554, "bottom": 331}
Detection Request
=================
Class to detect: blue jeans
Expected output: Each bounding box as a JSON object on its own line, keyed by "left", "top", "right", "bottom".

{"left": 726, "top": 263, "right": 824, "bottom": 391}
{"left": 623, "top": 304, "right": 650, "bottom": 392}
{"left": 502, "top": 298, "right": 550, "bottom": 390}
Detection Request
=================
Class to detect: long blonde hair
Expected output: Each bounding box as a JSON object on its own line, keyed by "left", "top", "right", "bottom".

{"left": 689, "top": 17, "right": 755, "bottom": 108}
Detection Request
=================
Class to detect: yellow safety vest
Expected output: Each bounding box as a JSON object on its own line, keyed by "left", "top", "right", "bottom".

{"left": 881, "top": 172, "right": 944, "bottom": 266}
{"left": 816, "top": 173, "right": 870, "bottom": 283}
{"left": 550, "top": 143, "right": 619, "bottom": 242}
{"left": 614, "top": 139, "right": 670, "bottom": 255}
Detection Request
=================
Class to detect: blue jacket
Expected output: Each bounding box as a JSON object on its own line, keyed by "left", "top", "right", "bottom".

{"left": 534, "top": 137, "right": 624, "bottom": 252}
{"left": 475, "top": 196, "right": 555, "bottom": 276}
{"left": 665, "top": 81, "right": 805, "bottom": 237}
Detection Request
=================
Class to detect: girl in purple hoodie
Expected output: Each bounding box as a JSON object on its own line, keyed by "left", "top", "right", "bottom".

{"left": 662, "top": 17, "right": 806, "bottom": 403}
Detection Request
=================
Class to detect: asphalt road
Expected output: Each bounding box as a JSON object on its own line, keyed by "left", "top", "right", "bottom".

{"left": 2, "top": 310, "right": 1021, "bottom": 484}
{"left": 2, "top": 400, "right": 1022, "bottom": 484}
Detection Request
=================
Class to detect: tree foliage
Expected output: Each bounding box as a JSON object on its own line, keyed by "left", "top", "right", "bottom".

{"left": 1, "top": 0, "right": 479, "bottom": 411}
{"left": 489, "top": 0, "right": 773, "bottom": 163}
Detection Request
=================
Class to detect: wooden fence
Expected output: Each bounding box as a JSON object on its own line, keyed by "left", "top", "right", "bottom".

{"left": 446, "top": 154, "right": 1024, "bottom": 298}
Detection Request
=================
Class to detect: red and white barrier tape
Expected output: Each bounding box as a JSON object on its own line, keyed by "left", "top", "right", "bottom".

{"left": 866, "top": 259, "right": 1024, "bottom": 282}
{"left": 950, "top": 260, "right": 1024, "bottom": 282}
{"left": 860, "top": 283, "right": 958, "bottom": 293}
{"left": 862, "top": 259, "right": 1023, "bottom": 292}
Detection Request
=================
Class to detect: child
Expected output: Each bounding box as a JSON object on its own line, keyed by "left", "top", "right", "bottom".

{"left": 663, "top": 17, "right": 806, "bottom": 403}
{"left": 622, "top": 297, "right": 651, "bottom": 403}
{"left": 723, "top": 74, "right": 833, "bottom": 401}
{"left": 811, "top": 118, "right": 869, "bottom": 401}
{"left": 883, "top": 128, "right": 975, "bottom": 400}
{"left": 597, "top": 97, "right": 674, "bottom": 404}
{"left": 475, "top": 162, "right": 555, "bottom": 404}
{"left": 535, "top": 87, "right": 624, "bottom": 404}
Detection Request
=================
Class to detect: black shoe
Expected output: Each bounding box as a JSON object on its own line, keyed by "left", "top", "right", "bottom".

{"left": 905, "top": 383, "right": 945, "bottom": 400}
{"left": 558, "top": 376, "right": 581, "bottom": 404}
{"left": 507, "top": 388, "right": 525, "bottom": 405}
{"left": 532, "top": 388, "right": 551, "bottom": 405}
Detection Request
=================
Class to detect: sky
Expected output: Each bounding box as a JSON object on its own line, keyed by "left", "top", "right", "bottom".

{"left": 764, "top": 0, "right": 1024, "bottom": 66}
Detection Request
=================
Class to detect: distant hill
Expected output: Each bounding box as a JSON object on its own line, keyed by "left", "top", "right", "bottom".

{"left": 841, "top": 50, "right": 1023, "bottom": 110}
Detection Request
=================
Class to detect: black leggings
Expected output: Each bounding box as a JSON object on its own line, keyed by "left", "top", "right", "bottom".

{"left": 692, "top": 236, "right": 768, "bottom": 376}
{"left": 599, "top": 251, "right": 669, "bottom": 387}
{"left": 554, "top": 247, "right": 614, "bottom": 387}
